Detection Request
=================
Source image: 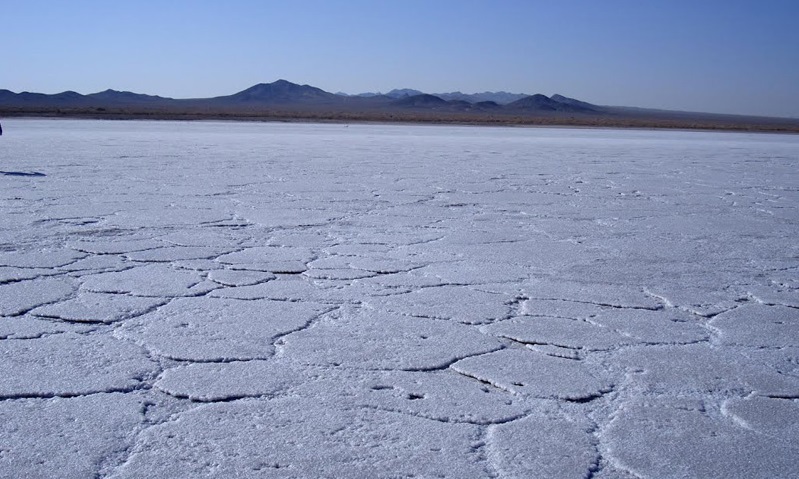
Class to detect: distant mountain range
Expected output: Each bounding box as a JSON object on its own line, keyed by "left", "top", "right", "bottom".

{"left": 0, "top": 79, "right": 601, "bottom": 114}
{"left": 1, "top": 79, "right": 797, "bottom": 132}
{"left": 352, "top": 89, "right": 530, "bottom": 105}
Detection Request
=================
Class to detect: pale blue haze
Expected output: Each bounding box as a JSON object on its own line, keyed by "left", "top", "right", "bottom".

{"left": 2, "top": 0, "right": 798, "bottom": 117}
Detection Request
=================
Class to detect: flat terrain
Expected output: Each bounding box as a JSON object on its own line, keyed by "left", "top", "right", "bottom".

{"left": 4, "top": 107, "right": 799, "bottom": 133}
{"left": 1, "top": 120, "right": 797, "bottom": 478}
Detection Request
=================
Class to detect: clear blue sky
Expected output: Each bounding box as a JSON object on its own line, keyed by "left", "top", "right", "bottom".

{"left": 3, "top": 0, "right": 798, "bottom": 117}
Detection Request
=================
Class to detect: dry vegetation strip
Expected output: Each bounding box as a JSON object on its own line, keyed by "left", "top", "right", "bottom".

{"left": 2, "top": 107, "right": 798, "bottom": 133}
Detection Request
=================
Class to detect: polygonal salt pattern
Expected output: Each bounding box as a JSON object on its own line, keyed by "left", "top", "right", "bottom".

{"left": 483, "top": 315, "right": 634, "bottom": 351}
{"left": 216, "top": 246, "right": 316, "bottom": 273}
{"left": 0, "top": 277, "right": 77, "bottom": 316}
{"left": 369, "top": 285, "right": 514, "bottom": 324}
{"left": 0, "top": 249, "right": 86, "bottom": 268}
{"left": 452, "top": 348, "right": 613, "bottom": 401}
{"left": 124, "top": 246, "right": 231, "bottom": 263}
{"left": 1, "top": 120, "right": 798, "bottom": 478}
{"left": 590, "top": 307, "right": 710, "bottom": 345}
{"left": 80, "top": 264, "right": 209, "bottom": 297}
{"left": 154, "top": 360, "right": 301, "bottom": 402}
{"left": 0, "top": 333, "right": 158, "bottom": 397}
{"left": 721, "top": 396, "right": 799, "bottom": 438}
{"left": 31, "top": 292, "right": 167, "bottom": 323}
{"left": 0, "top": 314, "right": 95, "bottom": 339}
{"left": 116, "top": 297, "right": 332, "bottom": 361}
{"left": 710, "top": 303, "right": 799, "bottom": 347}
{"left": 488, "top": 414, "right": 600, "bottom": 478}
{"left": 207, "top": 268, "right": 276, "bottom": 287}
{"left": 110, "top": 398, "right": 490, "bottom": 479}
{"left": 605, "top": 399, "right": 799, "bottom": 478}
{"left": 279, "top": 308, "right": 503, "bottom": 370}
{"left": 616, "top": 344, "right": 799, "bottom": 397}
{"left": 0, "top": 393, "right": 148, "bottom": 479}
{"left": 294, "top": 368, "right": 534, "bottom": 425}
{"left": 208, "top": 277, "right": 354, "bottom": 303}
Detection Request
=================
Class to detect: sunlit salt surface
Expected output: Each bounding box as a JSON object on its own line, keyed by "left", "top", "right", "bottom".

{"left": 1, "top": 119, "right": 797, "bottom": 478}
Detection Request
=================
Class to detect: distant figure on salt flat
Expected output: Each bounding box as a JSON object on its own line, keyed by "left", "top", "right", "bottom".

{"left": 0, "top": 121, "right": 3, "bottom": 136}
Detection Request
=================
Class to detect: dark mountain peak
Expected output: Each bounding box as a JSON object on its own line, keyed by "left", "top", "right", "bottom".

{"left": 474, "top": 100, "right": 501, "bottom": 109}
{"left": 508, "top": 93, "right": 597, "bottom": 112}
{"left": 445, "top": 99, "right": 477, "bottom": 112}
{"left": 507, "top": 94, "right": 559, "bottom": 111}
{"left": 87, "top": 89, "right": 169, "bottom": 103}
{"left": 53, "top": 91, "right": 84, "bottom": 99}
{"left": 93, "top": 88, "right": 146, "bottom": 96}
{"left": 434, "top": 91, "right": 529, "bottom": 104}
{"left": 551, "top": 94, "right": 599, "bottom": 112}
{"left": 385, "top": 88, "right": 424, "bottom": 99}
{"left": 392, "top": 94, "right": 448, "bottom": 108}
{"left": 227, "top": 80, "right": 337, "bottom": 104}
{"left": 448, "top": 99, "right": 472, "bottom": 107}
